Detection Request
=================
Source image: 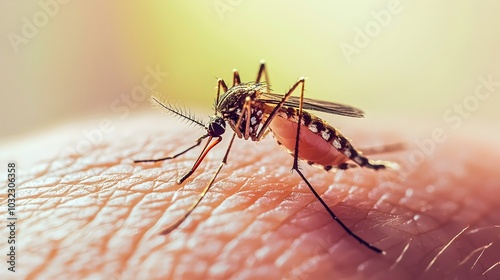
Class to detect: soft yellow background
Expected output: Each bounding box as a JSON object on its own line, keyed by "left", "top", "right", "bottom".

{"left": 1, "top": 1, "right": 499, "bottom": 139}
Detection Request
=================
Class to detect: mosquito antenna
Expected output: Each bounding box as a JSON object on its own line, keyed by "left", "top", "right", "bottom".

{"left": 151, "top": 96, "right": 205, "bottom": 128}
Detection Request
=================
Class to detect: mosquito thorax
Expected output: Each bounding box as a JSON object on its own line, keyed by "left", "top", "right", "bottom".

{"left": 216, "top": 82, "right": 268, "bottom": 139}
{"left": 207, "top": 115, "right": 226, "bottom": 137}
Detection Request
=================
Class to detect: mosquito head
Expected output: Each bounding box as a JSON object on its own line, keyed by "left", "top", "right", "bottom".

{"left": 207, "top": 115, "right": 226, "bottom": 137}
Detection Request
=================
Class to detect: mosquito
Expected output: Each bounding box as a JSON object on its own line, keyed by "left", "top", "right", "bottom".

{"left": 134, "top": 61, "right": 399, "bottom": 254}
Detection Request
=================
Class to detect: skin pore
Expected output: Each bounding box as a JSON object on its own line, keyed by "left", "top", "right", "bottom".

{"left": 3, "top": 112, "right": 499, "bottom": 280}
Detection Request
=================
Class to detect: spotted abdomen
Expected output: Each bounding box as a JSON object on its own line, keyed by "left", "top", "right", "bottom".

{"left": 268, "top": 107, "right": 384, "bottom": 170}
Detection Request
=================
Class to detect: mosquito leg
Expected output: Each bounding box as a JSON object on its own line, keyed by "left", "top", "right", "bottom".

{"left": 215, "top": 78, "right": 228, "bottom": 113}
{"left": 233, "top": 97, "right": 253, "bottom": 139}
{"left": 177, "top": 136, "right": 222, "bottom": 184}
{"left": 233, "top": 69, "right": 241, "bottom": 86}
{"left": 255, "top": 60, "right": 269, "bottom": 83}
{"left": 256, "top": 60, "right": 271, "bottom": 94}
{"left": 293, "top": 169, "right": 384, "bottom": 254}
{"left": 292, "top": 78, "right": 385, "bottom": 254}
{"left": 222, "top": 133, "right": 236, "bottom": 163}
{"left": 133, "top": 135, "right": 207, "bottom": 163}
{"left": 159, "top": 133, "right": 237, "bottom": 235}
{"left": 255, "top": 78, "right": 306, "bottom": 141}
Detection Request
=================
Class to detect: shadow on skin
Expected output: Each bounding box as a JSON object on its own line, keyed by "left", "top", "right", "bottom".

{"left": 4, "top": 112, "right": 500, "bottom": 279}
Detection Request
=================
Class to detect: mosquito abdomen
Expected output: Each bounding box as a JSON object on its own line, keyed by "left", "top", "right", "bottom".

{"left": 269, "top": 108, "right": 379, "bottom": 170}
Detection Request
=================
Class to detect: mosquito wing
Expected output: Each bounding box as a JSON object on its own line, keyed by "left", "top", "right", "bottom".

{"left": 260, "top": 93, "right": 365, "bottom": 118}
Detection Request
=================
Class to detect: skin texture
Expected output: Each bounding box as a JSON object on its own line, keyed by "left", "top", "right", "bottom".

{"left": 2, "top": 112, "right": 499, "bottom": 280}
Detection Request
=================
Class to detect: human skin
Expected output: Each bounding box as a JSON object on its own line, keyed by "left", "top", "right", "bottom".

{"left": 2, "top": 112, "right": 499, "bottom": 280}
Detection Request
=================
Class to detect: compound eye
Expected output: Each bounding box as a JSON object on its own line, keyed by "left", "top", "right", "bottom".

{"left": 208, "top": 117, "right": 226, "bottom": 137}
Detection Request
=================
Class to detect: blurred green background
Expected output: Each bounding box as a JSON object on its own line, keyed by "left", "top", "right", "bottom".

{"left": 1, "top": 1, "right": 499, "bottom": 139}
